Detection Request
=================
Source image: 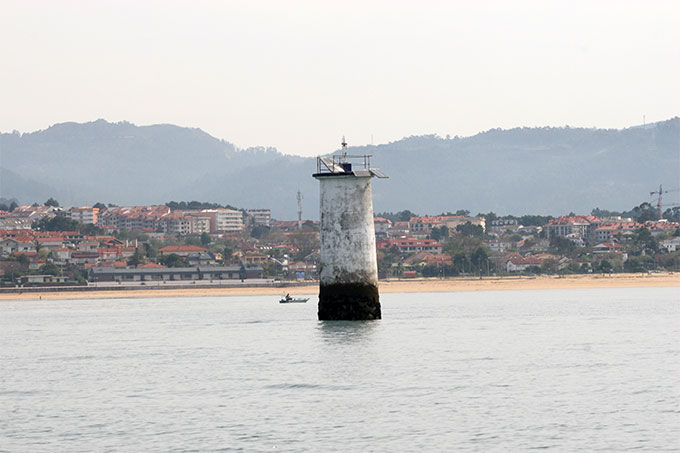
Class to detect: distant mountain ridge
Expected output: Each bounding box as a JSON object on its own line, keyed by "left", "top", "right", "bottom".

{"left": 1, "top": 118, "right": 678, "bottom": 219}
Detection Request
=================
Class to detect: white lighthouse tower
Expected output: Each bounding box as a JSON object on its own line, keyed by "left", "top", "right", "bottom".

{"left": 313, "top": 138, "right": 387, "bottom": 320}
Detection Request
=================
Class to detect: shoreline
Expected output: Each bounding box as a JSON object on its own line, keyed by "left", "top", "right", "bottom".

{"left": 0, "top": 273, "right": 678, "bottom": 301}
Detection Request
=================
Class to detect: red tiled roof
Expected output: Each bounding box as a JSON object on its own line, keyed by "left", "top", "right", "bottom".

{"left": 594, "top": 242, "right": 622, "bottom": 248}
{"left": 12, "top": 251, "right": 38, "bottom": 258}
{"left": 244, "top": 251, "right": 267, "bottom": 257}
{"left": 596, "top": 222, "right": 640, "bottom": 231}
{"left": 509, "top": 253, "right": 560, "bottom": 265}
{"left": 36, "top": 237, "right": 64, "bottom": 243}
{"left": 377, "top": 237, "right": 441, "bottom": 249}
{"left": 158, "top": 245, "right": 207, "bottom": 252}
{"left": 5, "top": 235, "right": 35, "bottom": 243}
{"left": 548, "top": 216, "right": 600, "bottom": 226}
{"left": 139, "top": 262, "right": 166, "bottom": 268}
{"left": 409, "top": 216, "right": 454, "bottom": 224}
{"left": 404, "top": 251, "right": 452, "bottom": 266}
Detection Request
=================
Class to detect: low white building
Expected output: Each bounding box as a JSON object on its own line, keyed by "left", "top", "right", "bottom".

{"left": 19, "top": 275, "right": 68, "bottom": 284}
{"left": 486, "top": 240, "right": 512, "bottom": 253}
{"left": 662, "top": 237, "right": 680, "bottom": 252}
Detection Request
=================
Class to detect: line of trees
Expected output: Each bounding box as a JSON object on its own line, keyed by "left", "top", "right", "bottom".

{"left": 165, "top": 201, "right": 238, "bottom": 211}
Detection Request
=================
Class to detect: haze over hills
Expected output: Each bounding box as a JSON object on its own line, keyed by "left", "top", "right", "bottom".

{"left": 1, "top": 118, "right": 678, "bottom": 219}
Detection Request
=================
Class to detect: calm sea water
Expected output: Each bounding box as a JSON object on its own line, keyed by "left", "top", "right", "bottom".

{"left": 1, "top": 288, "right": 678, "bottom": 452}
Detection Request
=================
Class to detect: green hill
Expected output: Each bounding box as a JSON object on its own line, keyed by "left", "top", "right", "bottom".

{"left": 1, "top": 117, "right": 677, "bottom": 218}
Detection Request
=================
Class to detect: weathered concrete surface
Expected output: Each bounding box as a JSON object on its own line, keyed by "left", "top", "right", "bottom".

{"left": 318, "top": 175, "right": 378, "bottom": 286}
{"left": 316, "top": 174, "right": 381, "bottom": 320}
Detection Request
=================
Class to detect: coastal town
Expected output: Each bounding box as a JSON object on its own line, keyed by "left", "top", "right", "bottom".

{"left": 0, "top": 198, "right": 678, "bottom": 289}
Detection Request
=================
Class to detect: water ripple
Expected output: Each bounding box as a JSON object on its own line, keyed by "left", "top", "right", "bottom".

{"left": 0, "top": 288, "right": 678, "bottom": 452}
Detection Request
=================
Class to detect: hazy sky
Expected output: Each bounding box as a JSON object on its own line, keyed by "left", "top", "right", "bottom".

{"left": 1, "top": 0, "right": 678, "bottom": 156}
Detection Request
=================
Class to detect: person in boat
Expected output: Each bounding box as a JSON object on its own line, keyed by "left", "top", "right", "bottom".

{"left": 285, "top": 293, "right": 291, "bottom": 301}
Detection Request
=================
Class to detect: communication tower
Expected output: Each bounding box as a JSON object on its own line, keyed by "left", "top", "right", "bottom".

{"left": 297, "top": 189, "right": 303, "bottom": 230}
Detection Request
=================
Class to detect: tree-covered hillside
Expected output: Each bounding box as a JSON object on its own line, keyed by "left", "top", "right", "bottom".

{"left": 1, "top": 117, "right": 677, "bottom": 219}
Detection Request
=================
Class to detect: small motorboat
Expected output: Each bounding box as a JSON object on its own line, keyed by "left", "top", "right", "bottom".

{"left": 279, "top": 294, "right": 309, "bottom": 304}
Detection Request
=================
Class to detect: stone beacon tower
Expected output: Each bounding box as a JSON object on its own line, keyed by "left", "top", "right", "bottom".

{"left": 313, "top": 138, "right": 388, "bottom": 320}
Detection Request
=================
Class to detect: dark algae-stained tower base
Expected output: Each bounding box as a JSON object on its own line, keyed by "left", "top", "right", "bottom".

{"left": 318, "top": 282, "right": 381, "bottom": 320}
{"left": 313, "top": 140, "right": 387, "bottom": 321}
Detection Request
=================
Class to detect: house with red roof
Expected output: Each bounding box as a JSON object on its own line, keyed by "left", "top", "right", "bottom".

{"left": 408, "top": 215, "right": 486, "bottom": 238}
{"left": 545, "top": 216, "right": 601, "bottom": 242}
{"left": 233, "top": 250, "right": 269, "bottom": 265}
{"left": 35, "top": 236, "right": 66, "bottom": 251}
{"left": 408, "top": 216, "right": 451, "bottom": 237}
{"left": 404, "top": 251, "right": 453, "bottom": 267}
{"left": 158, "top": 245, "right": 207, "bottom": 257}
{"left": 76, "top": 241, "right": 100, "bottom": 253}
{"left": 29, "top": 259, "right": 46, "bottom": 271}
{"left": 139, "top": 262, "right": 166, "bottom": 268}
{"left": 592, "top": 221, "right": 640, "bottom": 243}
{"left": 1, "top": 237, "right": 36, "bottom": 256}
{"left": 377, "top": 237, "right": 443, "bottom": 254}
{"left": 592, "top": 242, "right": 623, "bottom": 254}
{"left": 98, "top": 248, "right": 120, "bottom": 261}
{"left": 53, "top": 248, "right": 74, "bottom": 263}
{"left": 506, "top": 253, "right": 561, "bottom": 272}
{"left": 0, "top": 229, "right": 34, "bottom": 239}
{"left": 71, "top": 252, "right": 99, "bottom": 265}
{"left": 388, "top": 221, "right": 410, "bottom": 237}
{"left": 645, "top": 220, "right": 680, "bottom": 236}
{"left": 119, "top": 247, "right": 136, "bottom": 258}
{"left": 373, "top": 217, "right": 392, "bottom": 238}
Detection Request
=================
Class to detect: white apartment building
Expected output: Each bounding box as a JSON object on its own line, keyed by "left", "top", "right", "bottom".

{"left": 247, "top": 209, "right": 272, "bottom": 227}
{"left": 163, "top": 214, "right": 209, "bottom": 235}
{"left": 68, "top": 206, "right": 99, "bottom": 224}
{"left": 165, "top": 216, "right": 191, "bottom": 235}
{"left": 215, "top": 209, "right": 244, "bottom": 232}
{"left": 189, "top": 216, "right": 211, "bottom": 234}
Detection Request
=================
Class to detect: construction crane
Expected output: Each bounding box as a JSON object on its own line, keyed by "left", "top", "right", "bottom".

{"left": 650, "top": 184, "right": 680, "bottom": 220}
{"left": 650, "top": 184, "right": 668, "bottom": 220}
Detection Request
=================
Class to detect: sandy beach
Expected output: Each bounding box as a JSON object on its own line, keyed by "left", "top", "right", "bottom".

{"left": 0, "top": 273, "right": 677, "bottom": 301}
